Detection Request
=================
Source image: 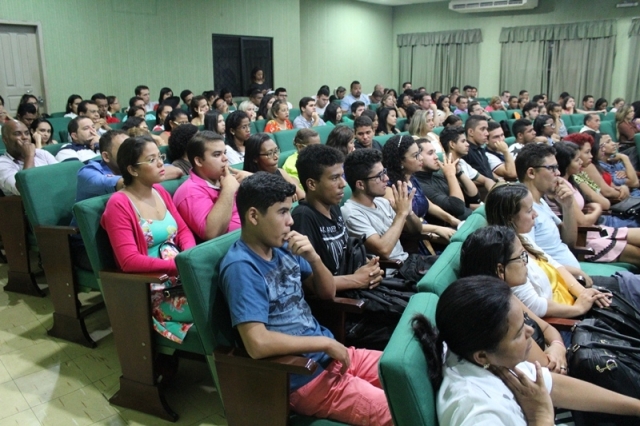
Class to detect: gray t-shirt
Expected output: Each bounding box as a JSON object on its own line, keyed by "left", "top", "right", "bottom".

{"left": 340, "top": 198, "right": 408, "bottom": 261}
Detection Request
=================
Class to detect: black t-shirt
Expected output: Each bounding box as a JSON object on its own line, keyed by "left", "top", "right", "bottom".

{"left": 291, "top": 201, "right": 348, "bottom": 275}
{"left": 463, "top": 142, "right": 494, "bottom": 180}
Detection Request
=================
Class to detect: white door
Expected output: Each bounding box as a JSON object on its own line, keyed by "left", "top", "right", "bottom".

{"left": 0, "top": 24, "right": 46, "bottom": 116}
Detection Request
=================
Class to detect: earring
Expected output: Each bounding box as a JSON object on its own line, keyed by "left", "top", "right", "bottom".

{"left": 483, "top": 363, "right": 490, "bottom": 369}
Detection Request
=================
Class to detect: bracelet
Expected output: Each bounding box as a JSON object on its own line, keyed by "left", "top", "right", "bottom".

{"left": 550, "top": 340, "right": 565, "bottom": 348}
{"left": 455, "top": 170, "right": 463, "bottom": 178}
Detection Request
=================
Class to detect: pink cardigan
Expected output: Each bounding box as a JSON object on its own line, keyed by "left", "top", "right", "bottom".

{"left": 101, "top": 184, "right": 196, "bottom": 276}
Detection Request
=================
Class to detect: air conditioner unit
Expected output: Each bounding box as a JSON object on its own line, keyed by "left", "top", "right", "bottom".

{"left": 449, "top": 0, "right": 538, "bottom": 13}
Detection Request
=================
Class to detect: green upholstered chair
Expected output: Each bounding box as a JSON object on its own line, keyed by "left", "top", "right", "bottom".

{"left": 603, "top": 111, "right": 616, "bottom": 122}
{"left": 567, "top": 125, "right": 582, "bottom": 134}
{"left": 489, "top": 110, "right": 508, "bottom": 122}
{"left": 16, "top": 161, "right": 103, "bottom": 347}
{"left": 59, "top": 130, "right": 70, "bottom": 143}
{"left": 369, "top": 103, "right": 379, "bottom": 112}
{"left": 458, "top": 113, "right": 469, "bottom": 124}
{"left": 278, "top": 150, "right": 296, "bottom": 168}
{"left": 379, "top": 292, "right": 439, "bottom": 426}
{"left": 506, "top": 109, "right": 522, "bottom": 119}
{"left": 570, "top": 114, "right": 586, "bottom": 127}
{"left": 374, "top": 131, "right": 409, "bottom": 147}
{"left": 249, "top": 120, "right": 258, "bottom": 135}
{"left": 314, "top": 122, "right": 335, "bottom": 143}
{"left": 49, "top": 111, "right": 66, "bottom": 118}
{"left": 273, "top": 128, "right": 299, "bottom": 152}
{"left": 289, "top": 108, "right": 302, "bottom": 123}
{"left": 505, "top": 136, "right": 516, "bottom": 146}
{"left": 42, "top": 143, "right": 64, "bottom": 157}
{"left": 73, "top": 176, "right": 205, "bottom": 422}
{"left": 255, "top": 119, "right": 267, "bottom": 132}
{"left": 635, "top": 133, "right": 640, "bottom": 152}
{"left": 396, "top": 117, "right": 408, "bottom": 131}
{"left": 599, "top": 121, "right": 617, "bottom": 142}
{"left": 433, "top": 126, "right": 444, "bottom": 136}
{"left": 507, "top": 118, "right": 517, "bottom": 134}
{"left": 114, "top": 112, "right": 126, "bottom": 121}
{"left": 175, "top": 232, "right": 348, "bottom": 426}
{"left": 48, "top": 117, "right": 71, "bottom": 143}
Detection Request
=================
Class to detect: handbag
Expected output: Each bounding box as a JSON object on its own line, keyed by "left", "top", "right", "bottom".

{"left": 587, "top": 291, "right": 640, "bottom": 338}
{"left": 610, "top": 196, "right": 640, "bottom": 218}
{"left": 568, "top": 318, "right": 640, "bottom": 426}
{"left": 158, "top": 241, "right": 184, "bottom": 298}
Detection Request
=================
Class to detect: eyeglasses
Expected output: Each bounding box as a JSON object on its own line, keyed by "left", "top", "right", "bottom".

{"left": 507, "top": 251, "right": 528, "bottom": 264}
{"left": 173, "top": 121, "right": 189, "bottom": 126}
{"left": 534, "top": 164, "right": 559, "bottom": 172}
{"left": 136, "top": 153, "right": 166, "bottom": 165}
{"left": 259, "top": 148, "right": 280, "bottom": 159}
{"left": 543, "top": 123, "right": 556, "bottom": 128}
{"left": 363, "top": 168, "right": 387, "bottom": 182}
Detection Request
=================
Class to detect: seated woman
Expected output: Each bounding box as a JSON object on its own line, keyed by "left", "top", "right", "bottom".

{"left": 264, "top": 100, "right": 293, "bottom": 133}
{"left": 329, "top": 86, "right": 346, "bottom": 104}
{"left": 203, "top": 111, "right": 225, "bottom": 135}
{"left": 224, "top": 111, "right": 251, "bottom": 165}
{"left": 382, "top": 135, "right": 459, "bottom": 243}
{"left": 152, "top": 103, "right": 173, "bottom": 132}
{"left": 443, "top": 114, "right": 462, "bottom": 128}
{"left": 595, "top": 97, "right": 608, "bottom": 113}
{"left": 566, "top": 133, "right": 635, "bottom": 204}
{"left": 282, "top": 128, "right": 320, "bottom": 182}
{"left": 122, "top": 117, "right": 165, "bottom": 146}
{"left": 30, "top": 118, "right": 58, "bottom": 148}
{"left": 242, "top": 133, "right": 305, "bottom": 200}
{"left": 156, "top": 87, "right": 173, "bottom": 111}
{"left": 484, "top": 96, "right": 503, "bottom": 112}
{"left": 379, "top": 93, "right": 397, "bottom": 112}
{"left": 408, "top": 109, "right": 444, "bottom": 153}
{"left": 322, "top": 102, "right": 343, "bottom": 126}
{"left": 546, "top": 102, "right": 567, "bottom": 138}
{"left": 107, "top": 96, "right": 120, "bottom": 117}
{"left": 326, "top": 125, "right": 355, "bottom": 156}
{"left": 64, "top": 94, "right": 82, "bottom": 119}
{"left": 127, "top": 106, "right": 146, "bottom": 121}
{"left": 551, "top": 141, "right": 640, "bottom": 257}
{"left": 256, "top": 94, "right": 275, "bottom": 121}
{"left": 168, "top": 123, "right": 198, "bottom": 175}
{"left": 238, "top": 100, "right": 257, "bottom": 122}
{"left": 159, "top": 109, "right": 189, "bottom": 145}
{"left": 413, "top": 275, "right": 640, "bottom": 426}
{"left": 560, "top": 95, "right": 576, "bottom": 115}
{"left": 396, "top": 93, "right": 411, "bottom": 118}
{"left": 532, "top": 114, "right": 559, "bottom": 145}
{"left": 595, "top": 133, "right": 640, "bottom": 196}
{"left": 436, "top": 95, "right": 452, "bottom": 119}
{"left": 616, "top": 105, "right": 640, "bottom": 143}
{"left": 189, "top": 95, "right": 209, "bottom": 127}
{"left": 101, "top": 136, "right": 196, "bottom": 343}
{"left": 486, "top": 182, "right": 613, "bottom": 318}
{"left": 375, "top": 107, "right": 399, "bottom": 136}
{"left": 460, "top": 226, "right": 567, "bottom": 373}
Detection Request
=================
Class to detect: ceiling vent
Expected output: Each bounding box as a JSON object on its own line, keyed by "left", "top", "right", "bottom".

{"left": 449, "top": 0, "right": 538, "bottom": 13}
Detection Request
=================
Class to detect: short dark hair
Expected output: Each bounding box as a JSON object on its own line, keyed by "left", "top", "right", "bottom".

{"left": 402, "top": 82, "right": 411, "bottom": 88}
{"left": 450, "top": 86, "right": 459, "bottom": 94}
{"left": 350, "top": 81, "right": 360, "bottom": 89}
{"left": 532, "top": 94, "right": 544, "bottom": 103}
{"left": 118, "top": 135, "right": 156, "bottom": 186}
{"left": 512, "top": 118, "right": 532, "bottom": 140}
{"left": 135, "top": 85, "right": 149, "bottom": 96}
{"left": 519, "top": 90, "right": 529, "bottom": 96}
{"left": 77, "top": 100, "right": 97, "bottom": 115}
{"left": 68, "top": 116, "right": 92, "bottom": 135}
{"left": 17, "top": 103, "right": 37, "bottom": 117}
{"left": 275, "top": 87, "right": 287, "bottom": 95}
{"left": 487, "top": 121, "right": 501, "bottom": 132}
{"left": 522, "top": 102, "right": 538, "bottom": 117}
{"left": 464, "top": 115, "right": 487, "bottom": 134}
{"left": 317, "top": 87, "right": 330, "bottom": 97}
{"left": 99, "top": 129, "right": 127, "bottom": 154}
{"left": 180, "top": 90, "right": 193, "bottom": 103}
{"left": 186, "top": 130, "right": 224, "bottom": 167}
{"left": 582, "top": 95, "right": 594, "bottom": 103}
{"left": 584, "top": 113, "right": 598, "bottom": 125}
{"left": 361, "top": 109, "right": 376, "bottom": 121}
{"left": 515, "top": 143, "right": 556, "bottom": 182}
{"left": 350, "top": 101, "right": 365, "bottom": 115}
{"left": 236, "top": 172, "right": 296, "bottom": 225}
{"left": 439, "top": 126, "right": 465, "bottom": 154}
{"left": 121, "top": 116, "right": 145, "bottom": 131}
{"left": 91, "top": 93, "right": 107, "bottom": 102}
{"left": 353, "top": 115, "right": 373, "bottom": 131}
{"left": 299, "top": 96, "right": 314, "bottom": 109}
{"left": 249, "top": 89, "right": 262, "bottom": 99}
{"left": 296, "top": 144, "right": 345, "bottom": 192}
{"left": 508, "top": 95, "right": 518, "bottom": 103}
{"left": 129, "top": 96, "right": 144, "bottom": 108}
{"left": 343, "top": 148, "right": 382, "bottom": 190}
{"left": 169, "top": 123, "right": 199, "bottom": 164}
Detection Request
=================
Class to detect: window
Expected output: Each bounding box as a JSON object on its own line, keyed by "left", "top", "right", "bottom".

{"left": 212, "top": 35, "right": 273, "bottom": 97}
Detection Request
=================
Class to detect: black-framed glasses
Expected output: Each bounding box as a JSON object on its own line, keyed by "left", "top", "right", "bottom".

{"left": 534, "top": 164, "right": 559, "bottom": 172}
{"left": 136, "top": 153, "right": 166, "bottom": 165}
{"left": 363, "top": 168, "right": 387, "bottom": 182}
{"left": 508, "top": 251, "right": 528, "bottom": 264}
{"left": 259, "top": 148, "right": 280, "bottom": 159}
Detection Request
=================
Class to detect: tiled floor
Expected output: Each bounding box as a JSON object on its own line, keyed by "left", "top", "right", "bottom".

{"left": 0, "top": 263, "right": 227, "bottom": 426}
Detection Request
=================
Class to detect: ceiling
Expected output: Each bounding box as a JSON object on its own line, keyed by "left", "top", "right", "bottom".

{"left": 356, "top": 0, "right": 448, "bottom": 5}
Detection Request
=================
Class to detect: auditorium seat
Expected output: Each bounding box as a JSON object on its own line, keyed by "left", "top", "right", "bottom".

{"left": 489, "top": 111, "right": 508, "bottom": 122}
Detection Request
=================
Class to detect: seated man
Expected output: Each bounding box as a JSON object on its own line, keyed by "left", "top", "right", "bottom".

{"left": 16, "top": 103, "right": 37, "bottom": 128}
{"left": 349, "top": 101, "right": 366, "bottom": 120}
{"left": 462, "top": 115, "right": 494, "bottom": 180}
{"left": 453, "top": 95, "right": 468, "bottom": 115}
{"left": 75, "top": 130, "right": 128, "bottom": 201}
{"left": 485, "top": 121, "right": 517, "bottom": 181}
{"left": 508, "top": 118, "right": 536, "bottom": 158}
{"left": 340, "top": 80, "right": 370, "bottom": 113}
{"left": 173, "top": 131, "right": 243, "bottom": 241}
{"left": 440, "top": 126, "right": 494, "bottom": 195}
{"left": 56, "top": 117, "right": 100, "bottom": 162}
{"left": 78, "top": 100, "right": 110, "bottom": 136}
{"left": 0, "top": 119, "right": 57, "bottom": 196}
{"left": 293, "top": 97, "right": 325, "bottom": 129}
{"left": 522, "top": 102, "right": 539, "bottom": 122}
{"left": 341, "top": 149, "right": 422, "bottom": 261}
{"left": 580, "top": 113, "right": 601, "bottom": 134}
{"left": 413, "top": 138, "right": 479, "bottom": 220}
{"left": 275, "top": 87, "right": 293, "bottom": 110}
{"left": 220, "top": 172, "right": 391, "bottom": 425}
{"left": 292, "top": 144, "right": 383, "bottom": 288}
{"left": 353, "top": 116, "right": 382, "bottom": 151}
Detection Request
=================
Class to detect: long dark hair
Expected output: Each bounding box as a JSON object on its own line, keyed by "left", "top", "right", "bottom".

{"left": 204, "top": 111, "right": 224, "bottom": 134}
{"left": 460, "top": 226, "right": 517, "bottom": 278}
{"left": 382, "top": 135, "right": 416, "bottom": 184}
{"left": 157, "top": 87, "right": 173, "bottom": 106}
{"left": 243, "top": 133, "right": 273, "bottom": 173}
{"left": 376, "top": 107, "right": 399, "bottom": 135}
{"left": 257, "top": 94, "right": 275, "bottom": 120}
{"left": 412, "top": 276, "right": 513, "bottom": 390}
{"left": 323, "top": 103, "right": 342, "bottom": 125}
{"left": 225, "top": 111, "right": 250, "bottom": 153}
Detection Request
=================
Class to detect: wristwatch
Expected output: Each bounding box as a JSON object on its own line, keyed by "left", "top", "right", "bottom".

{"left": 455, "top": 170, "right": 463, "bottom": 178}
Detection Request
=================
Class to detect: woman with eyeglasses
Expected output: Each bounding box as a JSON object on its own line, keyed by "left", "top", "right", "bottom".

{"left": 159, "top": 109, "right": 189, "bottom": 145}
{"left": 485, "top": 182, "right": 614, "bottom": 319}
{"left": 101, "top": 136, "right": 196, "bottom": 344}
{"left": 533, "top": 115, "right": 559, "bottom": 145}
{"left": 413, "top": 275, "right": 640, "bottom": 426}
{"left": 243, "top": 133, "right": 305, "bottom": 201}
{"left": 381, "top": 135, "right": 459, "bottom": 243}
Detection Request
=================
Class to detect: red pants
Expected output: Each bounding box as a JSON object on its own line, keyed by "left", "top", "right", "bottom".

{"left": 289, "top": 347, "right": 392, "bottom": 426}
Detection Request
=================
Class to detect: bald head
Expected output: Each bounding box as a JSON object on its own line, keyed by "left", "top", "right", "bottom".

{"left": 2, "top": 119, "right": 31, "bottom": 158}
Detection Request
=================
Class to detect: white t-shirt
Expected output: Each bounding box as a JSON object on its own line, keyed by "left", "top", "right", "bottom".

{"left": 225, "top": 147, "right": 244, "bottom": 166}
{"left": 508, "top": 143, "right": 524, "bottom": 159}
{"left": 438, "top": 349, "right": 553, "bottom": 426}
{"left": 458, "top": 159, "right": 479, "bottom": 180}
{"left": 486, "top": 151, "right": 504, "bottom": 172}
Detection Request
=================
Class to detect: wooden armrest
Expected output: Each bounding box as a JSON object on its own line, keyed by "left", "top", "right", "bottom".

{"left": 214, "top": 346, "right": 317, "bottom": 375}
{"left": 543, "top": 316, "right": 579, "bottom": 332}
{"left": 100, "top": 269, "right": 169, "bottom": 284}
{"left": 308, "top": 296, "right": 366, "bottom": 314}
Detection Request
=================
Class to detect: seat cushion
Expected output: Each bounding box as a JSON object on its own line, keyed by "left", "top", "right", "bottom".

{"left": 579, "top": 261, "right": 638, "bottom": 277}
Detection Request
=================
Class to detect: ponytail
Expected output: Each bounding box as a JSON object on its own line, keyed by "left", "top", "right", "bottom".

{"left": 412, "top": 314, "right": 444, "bottom": 390}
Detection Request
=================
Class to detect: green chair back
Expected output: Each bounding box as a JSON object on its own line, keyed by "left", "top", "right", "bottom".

{"left": 274, "top": 128, "right": 299, "bottom": 152}
{"left": 48, "top": 117, "right": 71, "bottom": 143}
{"left": 0, "top": 135, "right": 5, "bottom": 152}
{"left": 42, "top": 143, "right": 64, "bottom": 157}
{"left": 458, "top": 113, "right": 469, "bottom": 124}
{"left": 254, "top": 119, "right": 267, "bottom": 133}
{"left": 570, "top": 114, "right": 586, "bottom": 127}
{"left": 314, "top": 123, "right": 335, "bottom": 143}
{"left": 489, "top": 111, "right": 508, "bottom": 122}
{"left": 603, "top": 111, "right": 616, "bottom": 122}
{"left": 396, "top": 117, "right": 408, "bottom": 132}
{"left": 506, "top": 109, "right": 522, "bottom": 119}
{"left": 59, "top": 130, "right": 70, "bottom": 143}
{"left": 289, "top": 108, "right": 301, "bottom": 123}
{"left": 279, "top": 150, "right": 296, "bottom": 168}
{"left": 374, "top": 131, "right": 409, "bottom": 147}
{"left": 567, "top": 125, "right": 582, "bottom": 134}
{"left": 505, "top": 136, "right": 516, "bottom": 146}
{"left": 432, "top": 126, "right": 444, "bottom": 136}
{"left": 507, "top": 119, "right": 517, "bottom": 135}
{"left": 368, "top": 104, "right": 379, "bottom": 112}
{"left": 114, "top": 113, "right": 126, "bottom": 121}
{"left": 49, "top": 112, "right": 66, "bottom": 118}
{"left": 599, "top": 121, "right": 617, "bottom": 142}
{"left": 380, "top": 293, "right": 439, "bottom": 426}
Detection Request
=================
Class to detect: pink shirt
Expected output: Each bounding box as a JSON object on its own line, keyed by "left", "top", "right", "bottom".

{"left": 172, "top": 171, "right": 241, "bottom": 241}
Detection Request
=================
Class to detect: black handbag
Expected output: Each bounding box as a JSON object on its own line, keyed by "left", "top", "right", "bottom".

{"left": 611, "top": 196, "right": 640, "bottom": 218}
{"left": 568, "top": 318, "right": 640, "bottom": 426}
{"left": 587, "top": 291, "right": 640, "bottom": 338}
